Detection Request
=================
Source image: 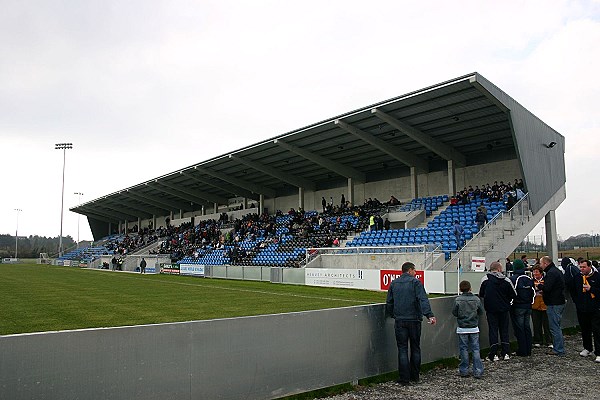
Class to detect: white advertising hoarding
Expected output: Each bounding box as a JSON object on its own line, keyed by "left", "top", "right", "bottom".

{"left": 305, "top": 268, "right": 380, "bottom": 290}
{"left": 471, "top": 257, "right": 486, "bottom": 272}
{"left": 180, "top": 264, "right": 205, "bottom": 277}
{"left": 305, "top": 268, "right": 445, "bottom": 293}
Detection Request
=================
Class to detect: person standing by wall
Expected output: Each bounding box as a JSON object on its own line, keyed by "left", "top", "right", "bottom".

{"left": 568, "top": 260, "right": 600, "bottom": 361}
{"left": 386, "top": 262, "right": 437, "bottom": 386}
{"left": 531, "top": 266, "right": 552, "bottom": 348}
{"left": 140, "top": 257, "right": 147, "bottom": 274}
{"left": 479, "top": 261, "right": 516, "bottom": 361}
{"left": 452, "top": 280, "right": 484, "bottom": 379}
{"left": 510, "top": 259, "right": 535, "bottom": 356}
{"left": 537, "top": 255, "right": 566, "bottom": 356}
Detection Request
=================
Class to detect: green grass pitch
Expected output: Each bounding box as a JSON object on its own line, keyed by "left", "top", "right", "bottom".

{"left": 0, "top": 263, "right": 388, "bottom": 335}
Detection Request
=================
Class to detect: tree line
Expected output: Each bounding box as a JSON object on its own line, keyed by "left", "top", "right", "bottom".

{"left": 0, "top": 234, "right": 76, "bottom": 258}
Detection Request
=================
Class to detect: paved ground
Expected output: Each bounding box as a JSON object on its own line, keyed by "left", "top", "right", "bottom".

{"left": 322, "top": 335, "right": 598, "bottom": 400}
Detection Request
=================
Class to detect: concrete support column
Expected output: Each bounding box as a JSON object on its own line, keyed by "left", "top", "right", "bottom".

{"left": 259, "top": 194, "right": 265, "bottom": 214}
{"left": 298, "top": 187, "right": 305, "bottom": 210}
{"left": 447, "top": 160, "right": 456, "bottom": 195}
{"left": 137, "top": 217, "right": 141, "bottom": 231}
{"left": 347, "top": 178, "right": 354, "bottom": 206}
{"left": 179, "top": 209, "right": 183, "bottom": 219}
{"left": 201, "top": 205, "right": 205, "bottom": 216}
{"left": 545, "top": 210, "right": 558, "bottom": 261}
{"left": 152, "top": 215, "right": 156, "bottom": 230}
{"left": 108, "top": 222, "right": 112, "bottom": 235}
{"left": 213, "top": 203, "right": 218, "bottom": 214}
{"left": 243, "top": 198, "right": 248, "bottom": 210}
{"left": 124, "top": 220, "right": 128, "bottom": 234}
{"left": 410, "top": 167, "right": 418, "bottom": 200}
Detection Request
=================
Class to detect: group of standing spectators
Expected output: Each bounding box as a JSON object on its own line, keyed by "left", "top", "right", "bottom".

{"left": 385, "top": 255, "right": 600, "bottom": 388}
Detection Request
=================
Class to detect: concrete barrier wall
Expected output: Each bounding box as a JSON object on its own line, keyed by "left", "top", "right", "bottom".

{"left": 0, "top": 297, "right": 578, "bottom": 400}
{"left": 206, "top": 265, "right": 271, "bottom": 281}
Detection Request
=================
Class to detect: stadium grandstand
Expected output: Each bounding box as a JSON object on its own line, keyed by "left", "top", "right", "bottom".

{"left": 69, "top": 72, "right": 566, "bottom": 273}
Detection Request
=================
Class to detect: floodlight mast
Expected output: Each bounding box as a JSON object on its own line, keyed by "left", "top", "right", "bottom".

{"left": 55, "top": 143, "right": 73, "bottom": 257}
{"left": 14, "top": 208, "right": 22, "bottom": 258}
{"left": 74, "top": 192, "right": 84, "bottom": 248}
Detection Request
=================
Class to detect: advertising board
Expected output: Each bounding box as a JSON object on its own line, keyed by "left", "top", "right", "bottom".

{"left": 180, "top": 264, "right": 205, "bottom": 277}
{"left": 306, "top": 268, "right": 445, "bottom": 293}
{"left": 160, "top": 264, "right": 180, "bottom": 275}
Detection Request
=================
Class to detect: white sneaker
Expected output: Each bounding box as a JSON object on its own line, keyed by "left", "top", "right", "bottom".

{"left": 548, "top": 344, "right": 554, "bottom": 349}
{"left": 533, "top": 344, "right": 541, "bottom": 348}
{"left": 503, "top": 354, "right": 510, "bottom": 361}
{"left": 580, "top": 349, "right": 592, "bottom": 357}
{"left": 493, "top": 355, "right": 499, "bottom": 362}
{"left": 595, "top": 356, "right": 600, "bottom": 363}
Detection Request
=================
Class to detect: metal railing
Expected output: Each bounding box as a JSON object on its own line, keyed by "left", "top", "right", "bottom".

{"left": 305, "top": 244, "right": 443, "bottom": 270}
{"left": 442, "top": 194, "right": 531, "bottom": 270}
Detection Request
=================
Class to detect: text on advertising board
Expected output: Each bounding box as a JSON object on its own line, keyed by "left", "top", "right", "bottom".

{"left": 380, "top": 269, "right": 425, "bottom": 291}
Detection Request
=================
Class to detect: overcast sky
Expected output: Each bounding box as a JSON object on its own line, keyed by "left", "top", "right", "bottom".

{"left": 1, "top": 0, "right": 599, "bottom": 246}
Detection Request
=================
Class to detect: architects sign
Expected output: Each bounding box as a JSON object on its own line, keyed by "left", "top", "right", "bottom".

{"left": 306, "top": 268, "right": 445, "bottom": 293}
{"left": 305, "top": 268, "right": 379, "bottom": 290}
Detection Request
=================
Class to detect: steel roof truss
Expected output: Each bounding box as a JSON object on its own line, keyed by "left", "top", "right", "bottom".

{"left": 372, "top": 108, "right": 467, "bottom": 167}
{"left": 334, "top": 119, "right": 428, "bottom": 172}
{"left": 273, "top": 139, "right": 366, "bottom": 183}
{"left": 229, "top": 154, "right": 316, "bottom": 191}
{"left": 196, "top": 167, "right": 276, "bottom": 198}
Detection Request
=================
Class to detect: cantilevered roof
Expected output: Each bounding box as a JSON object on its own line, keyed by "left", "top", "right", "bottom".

{"left": 72, "top": 72, "right": 555, "bottom": 223}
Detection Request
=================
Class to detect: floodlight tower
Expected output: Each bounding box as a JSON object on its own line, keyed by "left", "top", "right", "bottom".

{"left": 14, "top": 208, "right": 22, "bottom": 258}
{"left": 74, "top": 192, "right": 84, "bottom": 248}
{"left": 55, "top": 143, "right": 73, "bottom": 257}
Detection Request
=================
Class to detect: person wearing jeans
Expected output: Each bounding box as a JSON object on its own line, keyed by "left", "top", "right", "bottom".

{"left": 510, "top": 259, "right": 535, "bottom": 356}
{"left": 386, "top": 262, "right": 437, "bottom": 386}
{"left": 546, "top": 304, "right": 566, "bottom": 355}
{"left": 453, "top": 280, "right": 484, "bottom": 378}
{"left": 538, "top": 256, "right": 566, "bottom": 355}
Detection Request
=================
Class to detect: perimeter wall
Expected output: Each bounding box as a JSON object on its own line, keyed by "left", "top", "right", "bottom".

{"left": 0, "top": 296, "right": 577, "bottom": 400}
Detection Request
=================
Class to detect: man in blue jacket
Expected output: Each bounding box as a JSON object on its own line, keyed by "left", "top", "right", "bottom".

{"left": 386, "top": 262, "right": 437, "bottom": 386}
{"left": 479, "top": 261, "right": 516, "bottom": 361}
{"left": 510, "top": 259, "right": 535, "bottom": 356}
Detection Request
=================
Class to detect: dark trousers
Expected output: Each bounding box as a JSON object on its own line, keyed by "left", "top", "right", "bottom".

{"left": 394, "top": 319, "right": 422, "bottom": 384}
{"left": 592, "top": 311, "right": 600, "bottom": 356}
{"left": 578, "top": 310, "right": 600, "bottom": 355}
{"left": 532, "top": 309, "right": 551, "bottom": 345}
{"left": 486, "top": 311, "right": 510, "bottom": 359}
{"left": 510, "top": 308, "right": 532, "bottom": 356}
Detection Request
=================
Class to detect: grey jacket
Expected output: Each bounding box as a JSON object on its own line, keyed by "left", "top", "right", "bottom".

{"left": 452, "top": 292, "right": 484, "bottom": 328}
{"left": 386, "top": 273, "right": 434, "bottom": 321}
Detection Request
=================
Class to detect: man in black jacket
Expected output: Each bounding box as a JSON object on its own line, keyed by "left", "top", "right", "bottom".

{"left": 479, "top": 261, "right": 516, "bottom": 361}
{"left": 510, "top": 259, "right": 535, "bottom": 356}
{"left": 567, "top": 260, "right": 600, "bottom": 360}
{"left": 538, "top": 256, "right": 566, "bottom": 355}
